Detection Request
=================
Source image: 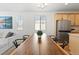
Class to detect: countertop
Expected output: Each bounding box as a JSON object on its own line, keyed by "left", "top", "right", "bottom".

{"left": 69, "top": 32, "right": 79, "bottom": 37}
{"left": 70, "top": 32, "right": 79, "bottom": 34}
{"left": 70, "top": 29, "right": 79, "bottom": 34}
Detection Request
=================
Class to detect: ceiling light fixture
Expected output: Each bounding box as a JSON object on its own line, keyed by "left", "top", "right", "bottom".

{"left": 65, "top": 3, "right": 68, "bottom": 5}
{"left": 37, "top": 3, "right": 48, "bottom": 9}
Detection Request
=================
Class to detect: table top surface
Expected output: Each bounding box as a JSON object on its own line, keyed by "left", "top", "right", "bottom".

{"left": 11, "top": 33, "right": 69, "bottom": 55}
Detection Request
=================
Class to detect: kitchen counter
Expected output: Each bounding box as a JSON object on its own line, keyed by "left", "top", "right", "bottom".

{"left": 70, "top": 32, "right": 79, "bottom": 33}
{"left": 71, "top": 29, "right": 79, "bottom": 33}
{"left": 69, "top": 32, "right": 79, "bottom": 37}
{"left": 69, "top": 33, "right": 79, "bottom": 54}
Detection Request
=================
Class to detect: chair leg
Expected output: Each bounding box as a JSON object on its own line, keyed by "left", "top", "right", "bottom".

{"left": 13, "top": 41, "right": 19, "bottom": 48}
{"left": 61, "top": 41, "right": 68, "bottom": 49}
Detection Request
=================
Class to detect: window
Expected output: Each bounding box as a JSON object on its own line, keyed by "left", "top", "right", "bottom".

{"left": 17, "top": 16, "right": 23, "bottom": 30}
{"left": 35, "top": 19, "right": 40, "bottom": 30}
{"left": 34, "top": 16, "right": 46, "bottom": 30}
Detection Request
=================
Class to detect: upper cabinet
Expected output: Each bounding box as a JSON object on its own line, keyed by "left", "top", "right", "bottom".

{"left": 75, "top": 14, "right": 79, "bottom": 25}
{"left": 55, "top": 13, "right": 78, "bottom": 26}
{"left": 62, "top": 13, "right": 68, "bottom": 20}
{"left": 55, "top": 13, "right": 68, "bottom": 20}
{"left": 68, "top": 14, "right": 75, "bottom": 25}
{"left": 55, "top": 13, "right": 63, "bottom": 20}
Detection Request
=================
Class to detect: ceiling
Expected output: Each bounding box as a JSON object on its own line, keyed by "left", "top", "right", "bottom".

{"left": 0, "top": 3, "right": 79, "bottom": 12}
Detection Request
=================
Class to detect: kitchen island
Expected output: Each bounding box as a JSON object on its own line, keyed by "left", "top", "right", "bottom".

{"left": 69, "top": 32, "right": 79, "bottom": 54}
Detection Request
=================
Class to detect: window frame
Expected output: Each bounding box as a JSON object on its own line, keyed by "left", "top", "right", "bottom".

{"left": 34, "top": 15, "right": 47, "bottom": 31}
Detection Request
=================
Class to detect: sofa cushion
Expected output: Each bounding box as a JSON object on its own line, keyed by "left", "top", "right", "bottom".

{"left": 5, "top": 32, "right": 14, "bottom": 38}
{"left": 0, "top": 32, "right": 3, "bottom": 38}
{"left": 0, "top": 31, "right": 9, "bottom": 38}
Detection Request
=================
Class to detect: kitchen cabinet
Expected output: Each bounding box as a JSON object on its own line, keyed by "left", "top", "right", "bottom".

{"left": 69, "top": 33, "right": 79, "bottom": 54}
{"left": 55, "top": 13, "right": 68, "bottom": 20}
{"left": 55, "top": 13, "right": 63, "bottom": 20}
{"left": 75, "top": 14, "right": 79, "bottom": 25}
{"left": 55, "top": 13, "right": 76, "bottom": 26}
{"left": 68, "top": 14, "right": 75, "bottom": 25}
{"left": 62, "top": 14, "right": 68, "bottom": 20}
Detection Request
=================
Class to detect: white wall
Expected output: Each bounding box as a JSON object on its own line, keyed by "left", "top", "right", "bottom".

{"left": 0, "top": 11, "right": 56, "bottom": 36}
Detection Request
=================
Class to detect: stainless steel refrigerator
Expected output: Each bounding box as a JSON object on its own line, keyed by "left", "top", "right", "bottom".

{"left": 56, "top": 20, "right": 71, "bottom": 43}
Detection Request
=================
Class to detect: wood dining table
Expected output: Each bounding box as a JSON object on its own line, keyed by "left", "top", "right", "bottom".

{"left": 10, "top": 33, "right": 69, "bottom": 55}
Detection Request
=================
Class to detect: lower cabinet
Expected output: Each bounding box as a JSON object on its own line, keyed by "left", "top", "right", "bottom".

{"left": 69, "top": 34, "right": 79, "bottom": 54}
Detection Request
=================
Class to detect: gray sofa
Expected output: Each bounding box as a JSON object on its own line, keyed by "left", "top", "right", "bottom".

{"left": 0, "top": 32, "right": 23, "bottom": 54}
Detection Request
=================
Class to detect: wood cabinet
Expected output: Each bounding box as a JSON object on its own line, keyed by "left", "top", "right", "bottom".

{"left": 62, "top": 13, "right": 68, "bottom": 20}
{"left": 55, "top": 13, "right": 79, "bottom": 26}
{"left": 75, "top": 14, "right": 79, "bottom": 25}
{"left": 69, "top": 33, "right": 79, "bottom": 54}
{"left": 68, "top": 14, "right": 75, "bottom": 25}
{"left": 55, "top": 13, "right": 68, "bottom": 20}
{"left": 55, "top": 13, "right": 63, "bottom": 20}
